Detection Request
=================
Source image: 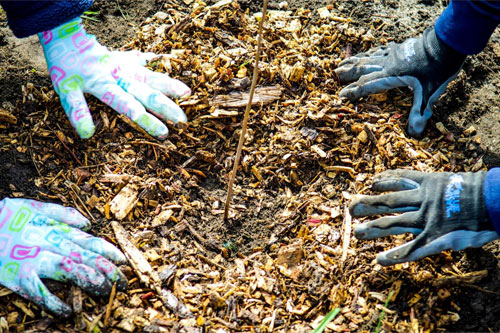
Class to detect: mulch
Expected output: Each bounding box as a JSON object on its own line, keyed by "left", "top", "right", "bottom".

{"left": 0, "top": 1, "right": 491, "bottom": 332}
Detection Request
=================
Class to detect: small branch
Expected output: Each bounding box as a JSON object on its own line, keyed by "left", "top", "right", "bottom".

{"left": 104, "top": 282, "right": 117, "bottom": 327}
{"left": 224, "top": 0, "right": 269, "bottom": 222}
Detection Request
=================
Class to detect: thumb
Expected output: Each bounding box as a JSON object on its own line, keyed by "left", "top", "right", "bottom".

{"left": 59, "top": 90, "right": 95, "bottom": 139}
{"left": 376, "top": 231, "right": 429, "bottom": 266}
{"left": 407, "top": 82, "right": 431, "bottom": 138}
{"left": 21, "top": 271, "right": 72, "bottom": 317}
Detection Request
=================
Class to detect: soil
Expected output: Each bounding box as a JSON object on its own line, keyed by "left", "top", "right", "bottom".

{"left": 0, "top": 0, "right": 498, "bottom": 332}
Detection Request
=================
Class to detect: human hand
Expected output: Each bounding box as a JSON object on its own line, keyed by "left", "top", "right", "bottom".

{"left": 350, "top": 170, "right": 499, "bottom": 266}
{"left": 0, "top": 198, "right": 127, "bottom": 316}
{"left": 334, "top": 28, "right": 465, "bottom": 137}
{"left": 39, "top": 17, "right": 191, "bottom": 139}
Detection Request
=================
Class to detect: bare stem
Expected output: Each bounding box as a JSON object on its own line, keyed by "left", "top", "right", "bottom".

{"left": 224, "top": 0, "right": 269, "bottom": 222}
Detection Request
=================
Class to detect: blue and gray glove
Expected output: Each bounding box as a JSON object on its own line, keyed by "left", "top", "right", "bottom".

{"left": 351, "top": 170, "right": 499, "bottom": 266}
{"left": 335, "top": 28, "right": 465, "bottom": 137}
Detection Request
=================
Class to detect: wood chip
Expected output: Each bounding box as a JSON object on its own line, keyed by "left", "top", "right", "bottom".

{"left": 110, "top": 183, "right": 139, "bottom": 220}
{"left": 213, "top": 85, "right": 283, "bottom": 108}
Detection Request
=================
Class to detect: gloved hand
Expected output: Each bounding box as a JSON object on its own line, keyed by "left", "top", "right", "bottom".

{"left": 39, "top": 17, "right": 191, "bottom": 139}
{"left": 0, "top": 198, "right": 128, "bottom": 316}
{"left": 334, "top": 28, "right": 465, "bottom": 137}
{"left": 350, "top": 170, "right": 499, "bottom": 266}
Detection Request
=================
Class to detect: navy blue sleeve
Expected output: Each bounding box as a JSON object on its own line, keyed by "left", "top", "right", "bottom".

{"left": 484, "top": 168, "right": 500, "bottom": 236}
{"left": 434, "top": 0, "right": 500, "bottom": 55}
{"left": 0, "top": 0, "right": 93, "bottom": 38}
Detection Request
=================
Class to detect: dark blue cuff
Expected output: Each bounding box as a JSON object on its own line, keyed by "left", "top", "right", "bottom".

{"left": 434, "top": 0, "right": 500, "bottom": 55}
{"left": 484, "top": 168, "right": 500, "bottom": 236}
{"left": 0, "top": 0, "right": 93, "bottom": 38}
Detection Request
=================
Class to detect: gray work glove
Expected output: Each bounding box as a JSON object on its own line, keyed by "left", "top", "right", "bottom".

{"left": 335, "top": 28, "right": 465, "bottom": 137}
{"left": 350, "top": 170, "right": 499, "bottom": 266}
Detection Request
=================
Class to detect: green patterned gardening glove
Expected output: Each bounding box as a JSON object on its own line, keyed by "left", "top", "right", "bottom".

{"left": 0, "top": 198, "right": 127, "bottom": 316}
{"left": 39, "top": 17, "right": 191, "bottom": 139}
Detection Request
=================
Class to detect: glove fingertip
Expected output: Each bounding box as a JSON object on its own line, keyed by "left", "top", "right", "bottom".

{"left": 54, "top": 303, "right": 73, "bottom": 318}
{"left": 114, "top": 250, "right": 127, "bottom": 265}
{"left": 349, "top": 201, "right": 371, "bottom": 217}
{"left": 353, "top": 224, "right": 369, "bottom": 240}
{"left": 376, "top": 252, "right": 398, "bottom": 266}
{"left": 116, "top": 271, "right": 128, "bottom": 291}
{"left": 133, "top": 112, "right": 169, "bottom": 139}
{"left": 338, "top": 87, "right": 355, "bottom": 100}
{"left": 75, "top": 117, "right": 96, "bottom": 139}
{"left": 165, "top": 78, "right": 191, "bottom": 98}
{"left": 64, "top": 207, "right": 91, "bottom": 230}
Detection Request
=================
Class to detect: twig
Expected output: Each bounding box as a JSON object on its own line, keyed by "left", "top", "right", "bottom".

{"left": 28, "top": 134, "right": 41, "bottom": 177}
{"left": 104, "top": 282, "right": 117, "bottom": 327}
{"left": 197, "top": 254, "right": 226, "bottom": 271}
{"left": 43, "top": 120, "right": 83, "bottom": 166}
{"left": 224, "top": 0, "right": 269, "bottom": 222}
{"left": 177, "top": 220, "right": 223, "bottom": 253}
{"left": 64, "top": 180, "right": 96, "bottom": 222}
{"left": 463, "top": 284, "right": 500, "bottom": 296}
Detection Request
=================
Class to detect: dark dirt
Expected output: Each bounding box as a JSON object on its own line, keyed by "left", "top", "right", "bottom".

{"left": 0, "top": 0, "right": 498, "bottom": 332}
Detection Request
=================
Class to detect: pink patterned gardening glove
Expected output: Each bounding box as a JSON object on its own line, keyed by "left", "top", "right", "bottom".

{"left": 0, "top": 198, "right": 127, "bottom": 316}
{"left": 38, "top": 17, "right": 191, "bottom": 139}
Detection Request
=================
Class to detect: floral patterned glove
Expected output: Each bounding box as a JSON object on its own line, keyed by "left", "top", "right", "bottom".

{"left": 39, "top": 17, "right": 191, "bottom": 139}
{"left": 0, "top": 198, "right": 127, "bottom": 316}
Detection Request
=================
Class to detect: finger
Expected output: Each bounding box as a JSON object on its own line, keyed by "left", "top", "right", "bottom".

{"left": 43, "top": 227, "right": 128, "bottom": 290}
{"left": 373, "top": 169, "right": 428, "bottom": 189}
{"left": 19, "top": 199, "right": 90, "bottom": 230}
{"left": 408, "top": 66, "right": 461, "bottom": 138}
{"left": 349, "top": 190, "right": 421, "bottom": 217}
{"left": 64, "top": 227, "right": 126, "bottom": 264}
{"left": 338, "top": 72, "right": 416, "bottom": 100}
{"left": 110, "top": 50, "right": 157, "bottom": 67}
{"left": 376, "top": 230, "right": 500, "bottom": 266}
{"left": 20, "top": 272, "right": 72, "bottom": 317}
{"left": 37, "top": 251, "right": 112, "bottom": 296}
{"left": 88, "top": 83, "right": 170, "bottom": 139}
{"left": 407, "top": 82, "right": 430, "bottom": 138}
{"left": 353, "top": 212, "right": 423, "bottom": 239}
{"left": 59, "top": 90, "right": 95, "bottom": 139}
{"left": 335, "top": 64, "right": 384, "bottom": 83}
{"left": 338, "top": 45, "right": 389, "bottom": 66}
{"left": 371, "top": 176, "right": 420, "bottom": 192}
{"left": 130, "top": 66, "right": 191, "bottom": 99}
{"left": 116, "top": 77, "right": 187, "bottom": 124}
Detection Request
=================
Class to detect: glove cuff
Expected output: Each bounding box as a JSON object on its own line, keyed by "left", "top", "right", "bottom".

{"left": 456, "top": 171, "right": 492, "bottom": 232}
{"left": 424, "top": 27, "right": 466, "bottom": 70}
{"left": 484, "top": 168, "right": 500, "bottom": 236}
{"left": 37, "top": 17, "right": 95, "bottom": 53}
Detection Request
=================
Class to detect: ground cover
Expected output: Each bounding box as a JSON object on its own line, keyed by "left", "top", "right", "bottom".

{"left": 0, "top": 1, "right": 498, "bottom": 332}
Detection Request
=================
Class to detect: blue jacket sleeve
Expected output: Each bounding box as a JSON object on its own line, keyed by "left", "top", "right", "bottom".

{"left": 434, "top": 0, "right": 500, "bottom": 55}
{"left": 484, "top": 168, "right": 500, "bottom": 236}
{"left": 0, "top": 0, "right": 93, "bottom": 38}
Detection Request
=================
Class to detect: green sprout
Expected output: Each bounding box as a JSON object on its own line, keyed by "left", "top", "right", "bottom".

{"left": 81, "top": 10, "right": 101, "bottom": 23}
{"left": 375, "top": 290, "right": 395, "bottom": 333}
{"left": 312, "top": 307, "right": 341, "bottom": 333}
{"left": 222, "top": 240, "right": 238, "bottom": 252}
